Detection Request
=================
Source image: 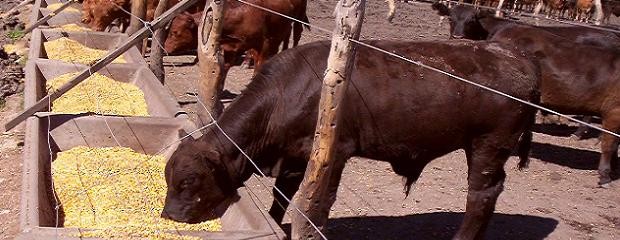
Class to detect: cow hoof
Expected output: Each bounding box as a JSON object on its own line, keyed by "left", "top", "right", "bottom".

{"left": 599, "top": 182, "right": 612, "bottom": 189}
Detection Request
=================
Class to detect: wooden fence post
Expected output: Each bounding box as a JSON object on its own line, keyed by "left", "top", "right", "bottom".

{"left": 593, "top": 0, "right": 603, "bottom": 25}
{"left": 149, "top": 0, "right": 169, "bottom": 83}
{"left": 292, "top": 0, "right": 366, "bottom": 239}
{"left": 196, "top": 0, "right": 226, "bottom": 125}
{"left": 127, "top": 0, "right": 147, "bottom": 35}
{"left": 126, "top": 0, "right": 147, "bottom": 51}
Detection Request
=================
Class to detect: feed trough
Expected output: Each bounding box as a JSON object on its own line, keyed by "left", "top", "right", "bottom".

{"left": 29, "top": 29, "right": 146, "bottom": 65}
{"left": 30, "top": 0, "right": 85, "bottom": 29}
{"left": 24, "top": 59, "right": 184, "bottom": 117}
{"left": 17, "top": 115, "right": 286, "bottom": 239}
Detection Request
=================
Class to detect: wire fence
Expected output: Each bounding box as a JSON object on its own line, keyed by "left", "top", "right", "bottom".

{"left": 26, "top": 0, "right": 620, "bottom": 239}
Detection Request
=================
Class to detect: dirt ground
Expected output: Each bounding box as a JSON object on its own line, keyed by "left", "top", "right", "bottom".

{"left": 2, "top": 0, "right": 620, "bottom": 239}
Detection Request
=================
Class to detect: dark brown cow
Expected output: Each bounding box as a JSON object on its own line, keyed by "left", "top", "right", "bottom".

{"left": 161, "top": 40, "right": 540, "bottom": 239}
{"left": 432, "top": 3, "right": 620, "bottom": 49}
{"left": 603, "top": 0, "right": 620, "bottom": 24}
{"left": 434, "top": 4, "right": 620, "bottom": 186}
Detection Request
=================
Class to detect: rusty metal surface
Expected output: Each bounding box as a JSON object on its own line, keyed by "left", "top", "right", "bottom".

{"left": 19, "top": 115, "right": 286, "bottom": 239}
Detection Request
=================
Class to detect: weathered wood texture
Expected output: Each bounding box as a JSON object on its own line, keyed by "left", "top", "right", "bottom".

{"left": 127, "top": 0, "right": 148, "bottom": 51}
{"left": 292, "top": 0, "right": 366, "bottom": 239}
{"left": 149, "top": 0, "right": 169, "bottom": 83}
{"left": 3, "top": 0, "right": 200, "bottom": 132}
{"left": 23, "top": 0, "right": 75, "bottom": 33}
{"left": 196, "top": 0, "right": 226, "bottom": 125}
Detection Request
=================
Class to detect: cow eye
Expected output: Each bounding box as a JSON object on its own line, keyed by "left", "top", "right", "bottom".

{"left": 180, "top": 177, "right": 196, "bottom": 190}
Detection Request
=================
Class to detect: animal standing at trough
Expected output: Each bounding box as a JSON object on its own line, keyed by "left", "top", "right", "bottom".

{"left": 434, "top": 3, "right": 620, "bottom": 187}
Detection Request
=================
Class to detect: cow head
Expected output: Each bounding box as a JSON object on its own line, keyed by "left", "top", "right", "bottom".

{"left": 164, "top": 12, "right": 200, "bottom": 55}
{"left": 432, "top": 3, "right": 490, "bottom": 40}
{"left": 161, "top": 134, "right": 239, "bottom": 223}
{"left": 88, "top": 0, "right": 129, "bottom": 31}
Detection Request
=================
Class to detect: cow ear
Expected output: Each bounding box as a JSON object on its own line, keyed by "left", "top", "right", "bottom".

{"left": 432, "top": 2, "right": 450, "bottom": 16}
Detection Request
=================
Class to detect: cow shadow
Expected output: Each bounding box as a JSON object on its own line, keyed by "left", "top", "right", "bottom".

{"left": 528, "top": 142, "right": 600, "bottom": 170}
{"left": 532, "top": 123, "right": 600, "bottom": 140}
{"left": 282, "top": 212, "right": 558, "bottom": 240}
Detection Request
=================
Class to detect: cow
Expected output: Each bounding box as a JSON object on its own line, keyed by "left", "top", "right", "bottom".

{"left": 161, "top": 40, "right": 541, "bottom": 239}
{"left": 165, "top": 0, "right": 310, "bottom": 70}
{"left": 603, "top": 0, "right": 620, "bottom": 24}
{"left": 81, "top": 0, "right": 131, "bottom": 31}
{"left": 163, "top": 4, "right": 309, "bottom": 57}
{"left": 575, "top": 0, "right": 594, "bottom": 21}
{"left": 434, "top": 4, "right": 620, "bottom": 187}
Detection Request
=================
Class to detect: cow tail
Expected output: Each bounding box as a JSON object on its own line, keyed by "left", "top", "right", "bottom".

{"left": 517, "top": 112, "right": 535, "bottom": 170}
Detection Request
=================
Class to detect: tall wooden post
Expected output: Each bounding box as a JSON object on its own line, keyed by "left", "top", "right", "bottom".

{"left": 593, "top": 0, "right": 603, "bottom": 25}
{"left": 149, "top": 0, "right": 169, "bottom": 83}
{"left": 196, "top": 0, "right": 226, "bottom": 125}
{"left": 292, "top": 0, "right": 366, "bottom": 239}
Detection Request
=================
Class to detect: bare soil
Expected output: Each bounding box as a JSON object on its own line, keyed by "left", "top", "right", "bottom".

{"left": 2, "top": 1, "right": 620, "bottom": 240}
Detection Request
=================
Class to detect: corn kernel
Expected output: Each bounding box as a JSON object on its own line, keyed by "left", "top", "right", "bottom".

{"left": 46, "top": 72, "right": 149, "bottom": 116}
{"left": 53, "top": 23, "right": 90, "bottom": 32}
{"left": 45, "top": 3, "right": 81, "bottom": 13}
{"left": 44, "top": 37, "right": 126, "bottom": 64}
{"left": 52, "top": 146, "right": 222, "bottom": 239}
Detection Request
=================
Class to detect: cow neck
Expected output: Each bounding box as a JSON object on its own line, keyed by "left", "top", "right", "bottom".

{"left": 478, "top": 16, "right": 511, "bottom": 38}
{"left": 203, "top": 92, "right": 277, "bottom": 187}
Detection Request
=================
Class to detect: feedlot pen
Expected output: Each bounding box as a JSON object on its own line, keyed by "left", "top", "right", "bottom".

{"left": 3, "top": 0, "right": 620, "bottom": 239}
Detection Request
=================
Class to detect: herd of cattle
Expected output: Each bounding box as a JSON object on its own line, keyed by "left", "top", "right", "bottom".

{"left": 68, "top": 0, "right": 620, "bottom": 239}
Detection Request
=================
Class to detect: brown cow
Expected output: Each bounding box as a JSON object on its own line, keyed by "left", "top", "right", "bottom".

{"left": 575, "top": 0, "right": 594, "bottom": 21}
{"left": 164, "top": 4, "right": 309, "bottom": 57}
{"left": 161, "top": 40, "right": 540, "bottom": 238}
{"left": 164, "top": 0, "right": 309, "bottom": 70}
{"left": 81, "top": 0, "right": 131, "bottom": 31}
{"left": 434, "top": 4, "right": 620, "bottom": 187}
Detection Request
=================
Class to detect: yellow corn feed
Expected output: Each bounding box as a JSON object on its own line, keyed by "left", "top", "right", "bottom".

{"left": 46, "top": 72, "right": 149, "bottom": 116}
{"left": 52, "top": 146, "right": 222, "bottom": 239}
{"left": 53, "top": 23, "right": 90, "bottom": 32}
{"left": 44, "top": 37, "right": 126, "bottom": 64}
{"left": 45, "top": 3, "right": 81, "bottom": 13}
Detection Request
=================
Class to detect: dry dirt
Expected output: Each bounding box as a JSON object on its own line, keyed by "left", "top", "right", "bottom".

{"left": 2, "top": 0, "right": 620, "bottom": 239}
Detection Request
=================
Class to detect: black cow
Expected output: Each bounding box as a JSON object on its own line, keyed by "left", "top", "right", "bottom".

{"left": 432, "top": 3, "right": 620, "bottom": 49}
{"left": 162, "top": 40, "right": 540, "bottom": 239}
{"left": 434, "top": 3, "right": 620, "bottom": 187}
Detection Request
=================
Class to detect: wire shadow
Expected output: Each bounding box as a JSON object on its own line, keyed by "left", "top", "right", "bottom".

{"left": 282, "top": 212, "right": 558, "bottom": 240}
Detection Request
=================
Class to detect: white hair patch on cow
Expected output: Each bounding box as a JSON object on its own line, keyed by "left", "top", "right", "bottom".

{"left": 484, "top": 43, "right": 517, "bottom": 59}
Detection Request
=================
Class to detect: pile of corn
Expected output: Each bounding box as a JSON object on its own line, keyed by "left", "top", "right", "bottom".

{"left": 45, "top": 3, "right": 81, "bottom": 13}
{"left": 53, "top": 23, "right": 90, "bottom": 32}
{"left": 44, "top": 37, "right": 126, "bottom": 64}
{"left": 46, "top": 72, "right": 149, "bottom": 116}
{"left": 52, "top": 146, "right": 222, "bottom": 239}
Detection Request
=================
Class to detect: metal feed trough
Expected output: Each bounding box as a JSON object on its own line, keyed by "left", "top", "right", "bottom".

{"left": 17, "top": 115, "right": 286, "bottom": 239}
{"left": 30, "top": 0, "right": 86, "bottom": 29}
{"left": 29, "top": 29, "right": 146, "bottom": 65}
{"left": 16, "top": 1, "right": 287, "bottom": 238}
{"left": 24, "top": 59, "right": 184, "bottom": 117}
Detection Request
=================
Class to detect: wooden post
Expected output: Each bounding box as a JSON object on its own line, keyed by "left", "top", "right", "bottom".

{"left": 2, "top": 0, "right": 199, "bottom": 132}
{"left": 292, "top": 0, "right": 365, "bottom": 239}
{"left": 149, "top": 0, "right": 169, "bottom": 83}
{"left": 22, "top": 0, "right": 76, "bottom": 34}
{"left": 196, "top": 0, "right": 226, "bottom": 125}
{"left": 593, "top": 0, "right": 603, "bottom": 25}
{"left": 126, "top": 0, "right": 147, "bottom": 51}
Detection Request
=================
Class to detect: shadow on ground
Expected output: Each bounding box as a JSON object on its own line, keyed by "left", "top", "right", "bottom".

{"left": 532, "top": 123, "right": 600, "bottom": 139}
{"left": 529, "top": 142, "right": 600, "bottom": 170}
{"left": 282, "top": 212, "right": 558, "bottom": 240}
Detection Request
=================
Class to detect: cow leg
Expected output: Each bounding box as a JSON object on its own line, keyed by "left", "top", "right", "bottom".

{"left": 455, "top": 138, "right": 510, "bottom": 240}
{"left": 269, "top": 169, "right": 305, "bottom": 224}
{"left": 282, "top": 25, "right": 292, "bottom": 51}
{"left": 598, "top": 112, "right": 620, "bottom": 187}
{"left": 293, "top": 22, "right": 303, "bottom": 47}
